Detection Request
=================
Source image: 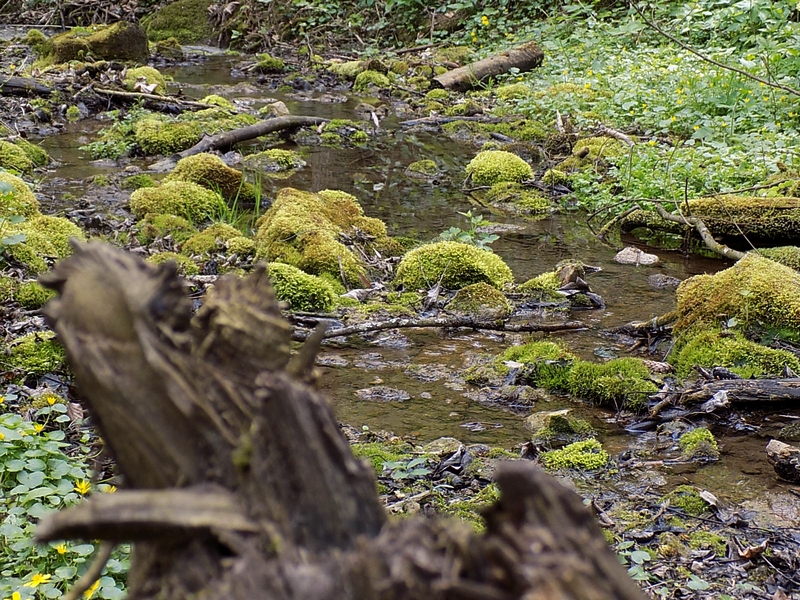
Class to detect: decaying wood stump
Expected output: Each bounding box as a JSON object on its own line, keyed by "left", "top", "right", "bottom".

{"left": 433, "top": 41, "right": 544, "bottom": 91}
{"left": 766, "top": 439, "right": 800, "bottom": 483}
{"left": 36, "top": 241, "right": 647, "bottom": 600}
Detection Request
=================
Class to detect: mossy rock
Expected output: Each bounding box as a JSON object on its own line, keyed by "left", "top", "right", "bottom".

{"left": 227, "top": 236, "right": 255, "bottom": 256}
{"left": 121, "top": 174, "right": 157, "bottom": 191}
{"left": 0, "top": 331, "right": 66, "bottom": 375}
{"left": 165, "top": 153, "right": 255, "bottom": 203}
{"left": 353, "top": 70, "right": 391, "bottom": 93}
{"left": 395, "top": 241, "right": 514, "bottom": 291}
{"left": 447, "top": 282, "right": 511, "bottom": 318}
{"left": 134, "top": 118, "right": 203, "bottom": 156}
{"left": 242, "top": 149, "right": 306, "bottom": 172}
{"left": 124, "top": 66, "right": 167, "bottom": 94}
{"left": 540, "top": 438, "right": 609, "bottom": 471}
{"left": 568, "top": 358, "right": 657, "bottom": 411}
{"left": 496, "top": 340, "right": 576, "bottom": 391}
{"left": 571, "top": 136, "right": 629, "bottom": 161}
{"left": 672, "top": 328, "right": 800, "bottom": 379}
{"left": 517, "top": 270, "right": 563, "bottom": 302}
{"left": 199, "top": 94, "right": 233, "bottom": 109}
{"left": 136, "top": 213, "right": 198, "bottom": 245}
{"left": 662, "top": 485, "right": 709, "bottom": 516}
{"left": 146, "top": 251, "right": 200, "bottom": 276}
{"left": 256, "top": 53, "right": 285, "bottom": 73}
{"left": 14, "top": 281, "right": 54, "bottom": 309}
{"left": 266, "top": 262, "right": 337, "bottom": 312}
{"left": 0, "top": 140, "right": 35, "bottom": 173}
{"left": 0, "top": 276, "right": 16, "bottom": 303}
{"left": 525, "top": 409, "right": 594, "bottom": 447}
{"left": 485, "top": 182, "right": 551, "bottom": 215}
{"left": 756, "top": 246, "right": 800, "bottom": 271}
{"left": 153, "top": 37, "right": 184, "bottom": 59}
{"left": 13, "top": 139, "right": 49, "bottom": 168}
{"left": 129, "top": 180, "right": 223, "bottom": 221}
{"left": 3, "top": 215, "right": 85, "bottom": 274}
{"left": 434, "top": 46, "right": 473, "bottom": 65}
{"left": 180, "top": 223, "right": 241, "bottom": 256}
{"left": 686, "top": 196, "right": 800, "bottom": 245}
{"left": 678, "top": 427, "right": 720, "bottom": 461}
{"left": 327, "top": 60, "right": 365, "bottom": 79}
{"left": 143, "top": 0, "right": 214, "bottom": 43}
{"left": 465, "top": 150, "right": 533, "bottom": 186}
{"left": 24, "top": 29, "right": 48, "bottom": 52}
{"left": 675, "top": 254, "right": 800, "bottom": 335}
{"left": 405, "top": 159, "right": 440, "bottom": 179}
{"left": 41, "top": 22, "right": 148, "bottom": 65}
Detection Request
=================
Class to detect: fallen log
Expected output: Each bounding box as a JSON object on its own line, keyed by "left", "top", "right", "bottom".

{"left": 0, "top": 74, "right": 52, "bottom": 96}
{"left": 149, "top": 115, "right": 328, "bottom": 170}
{"left": 766, "top": 439, "right": 800, "bottom": 483}
{"left": 433, "top": 41, "right": 544, "bottom": 91}
{"left": 291, "top": 315, "right": 587, "bottom": 341}
{"left": 93, "top": 87, "right": 212, "bottom": 108}
{"left": 681, "top": 377, "right": 800, "bottom": 404}
{"left": 37, "top": 241, "right": 647, "bottom": 600}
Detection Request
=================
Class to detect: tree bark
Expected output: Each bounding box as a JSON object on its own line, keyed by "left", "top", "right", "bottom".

{"left": 0, "top": 75, "right": 52, "bottom": 96}
{"left": 37, "top": 241, "right": 647, "bottom": 600}
{"left": 765, "top": 439, "right": 800, "bottom": 483}
{"left": 433, "top": 42, "right": 544, "bottom": 91}
{"left": 681, "top": 377, "right": 800, "bottom": 404}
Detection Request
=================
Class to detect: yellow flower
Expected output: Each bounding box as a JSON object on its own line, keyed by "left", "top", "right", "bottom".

{"left": 46, "top": 395, "right": 56, "bottom": 406}
{"left": 0, "top": 395, "right": 5, "bottom": 404}
{"left": 693, "top": 125, "right": 700, "bottom": 130}
{"left": 74, "top": 480, "right": 91, "bottom": 495}
{"left": 83, "top": 580, "right": 100, "bottom": 599}
{"left": 721, "top": 122, "right": 727, "bottom": 127}
{"left": 763, "top": 96, "right": 769, "bottom": 102}
{"left": 24, "top": 574, "right": 51, "bottom": 588}
{"left": 55, "top": 544, "right": 67, "bottom": 554}
{"left": 587, "top": 69, "right": 593, "bottom": 76}
{"left": 480, "top": 15, "right": 489, "bottom": 26}
{"left": 584, "top": 82, "right": 591, "bottom": 89}
{"left": 776, "top": 122, "right": 781, "bottom": 128}
{"left": 0, "top": 433, "right": 4, "bottom": 441}
{"left": 676, "top": 98, "right": 682, "bottom": 105}
{"left": 102, "top": 484, "right": 117, "bottom": 493}
{"left": 671, "top": 116, "right": 676, "bottom": 122}
{"left": 641, "top": 103, "right": 647, "bottom": 108}
{"left": 744, "top": 98, "right": 750, "bottom": 103}
{"left": 648, "top": 140, "right": 656, "bottom": 146}
{"left": 33, "top": 424, "right": 44, "bottom": 433}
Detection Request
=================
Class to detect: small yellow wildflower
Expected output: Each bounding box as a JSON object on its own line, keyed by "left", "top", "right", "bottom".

{"left": 74, "top": 480, "right": 92, "bottom": 495}
{"left": 721, "top": 122, "right": 727, "bottom": 127}
{"left": 693, "top": 125, "right": 700, "bottom": 130}
{"left": 789, "top": 112, "right": 795, "bottom": 117}
{"left": 709, "top": 82, "right": 714, "bottom": 87}
{"left": 776, "top": 122, "right": 781, "bottom": 128}
{"left": 55, "top": 544, "right": 67, "bottom": 554}
{"left": 648, "top": 140, "right": 656, "bottom": 146}
{"left": 102, "top": 484, "right": 117, "bottom": 493}
{"left": 9, "top": 64, "right": 15, "bottom": 72}
{"left": 584, "top": 82, "right": 591, "bottom": 89}
{"left": 588, "top": 69, "right": 593, "bottom": 76}
{"left": 83, "top": 580, "right": 100, "bottom": 599}
{"left": 763, "top": 97, "right": 769, "bottom": 102}
{"left": 671, "top": 116, "right": 676, "bottom": 122}
{"left": 744, "top": 98, "right": 750, "bottom": 103}
{"left": 46, "top": 396, "right": 56, "bottom": 406}
{"left": 516, "top": 76, "right": 523, "bottom": 81}
{"left": 24, "top": 574, "right": 51, "bottom": 589}
{"left": 33, "top": 424, "right": 44, "bottom": 433}
{"left": 630, "top": 110, "right": 635, "bottom": 115}
{"left": 0, "top": 433, "right": 5, "bottom": 441}
{"left": 480, "top": 15, "right": 489, "bottom": 26}
{"left": 0, "top": 395, "right": 5, "bottom": 404}
{"left": 642, "top": 102, "right": 647, "bottom": 108}
{"left": 676, "top": 98, "right": 683, "bottom": 105}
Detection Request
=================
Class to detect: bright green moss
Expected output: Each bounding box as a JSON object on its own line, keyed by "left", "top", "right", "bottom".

{"left": 14, "top": 281, "right": 55, "bottom": 309}
{"left": 686, "top": 196, "right": 800, "bottom": 243}
{"left": 266, "top": 262, "right": 337, "bottom": 312}
{"left": 441, "top": 483, "right": 499, "bottom": 532}
{"left": 424, "top": 89, "right": 450, "bottom": 101}
{"left": 497, "top": 340, "right": 576, "bottom": 390}
{"left": 465, "top": 150, "right": 533, "bottom": 186}
{"left": 134, "top": 117, "right": 203, "bottom": 156}
{"left": 0, "top": 141, "right": 35, "bottom": 173}
{"left": 486, "top": 182, "right": 550, "bottom": 214}
{"left": 143, "top": 0, "right": 213, "bottom": 43}
{"left": 146, "top": 251, "right": 200, "bottom": 276}
{"left": 243, "top": 149, "right": 305, "bottom": 172}
{"left": 153, "top": 37, "right": 184, "bottom": 59}
{"left": 321, "top": 120, "right": 370, "bottom": 144}
{"left": 180, "top": 223, "right": 241, "bottom": 256}
{"left": 129, "top": 180, "right": 222, "bottom": 221}
{"left": 256, "top": 53, "right": 285, "bottom": 73}
{"left": 678, "top": 427, "right": 720, "bottom": 461}
{"left": 664, "top": 485, "right": 709, "bottom": 516}
{"left": 350, "top": 441, "right": 414, "bottom": 474}
{"left": 541, "top": 438, "right": 609, "bottom": 471}
{"left": 688, "top": 531, "right": 727, "bottom": 557}
{"left": 124, "top": 66, "right": 167, "bottom": 94}
{"left": 490, "top": 120, "right": 548, "bottom": 142}
{"left": 542, "top": 168, "right": 568, "bottom": 185}
{"left": 354, "top": 70, "right": 391, "bottom": 92}
{"left": 4, "top": 215, "right": 85, "bottom": 274}
{"left": 65, "top": 105, "right": 81, "bottom": 122}
{"left": 24, "top": 29, "right": 47, "bottom": 51}
{"left": 38, "top": 22, "right": 148, "bottom": 66}
{"left": 447, "top": 282, "right": 511, "bottom": 318}
{"left": 389, "top": 60, "right": 409, "bottom": 75}
{"left": 165, "top": 153, "right": 254, "bottom": 203}
{"left": 226, "top": 236, "right": 255, "bottom": 256}
{"left": 672, "top": 329, "right": 800, "bottom": 379}
{"left": 406, "top": 159, "right": 439, "bottom": 177}
{"left": 327, "top": 60, "right": 365, "bottom": 79}
{"left": 199, "top": 94, "right": 234, "bottom": 109}
{"left": 434, "top": 46, "right": 473, "bottom": 65}
{"left": 754, "top": 246, "right": 800, "bottom": 271}
{"left": 0, "top": 276, "right": 17, "bottom": 302}
{"left": 0, "top": 171, "right": 40, "bottom": 218}
{"left": 568, "top": 358, "right": 657, "bottom": 411}
{"left": 14, "top": 140, "right": 49, "bottom": 167}
{"left": 571, "top": 136, "right": 629, "bottom": 161}
{"left": 0, "top": 331, "right": 65, "bottom": 375}
{"left": 495, "top": 83, "right": 531, "bottom": 100}
{"left": 529, "top": 412, "right": 594, "bottom": 445}
{"left": 136, "top": 213, "right": 197, "bottom": 245}
{"left": 395, "top": 241, "right": 514, "bottom": 291}
{"left": 121, "top": 174, "right": 157, "bottom": 191}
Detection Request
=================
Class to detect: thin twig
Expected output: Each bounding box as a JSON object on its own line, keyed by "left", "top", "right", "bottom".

{"left": 63, "top": 541, "right": 115, "bottom": 600}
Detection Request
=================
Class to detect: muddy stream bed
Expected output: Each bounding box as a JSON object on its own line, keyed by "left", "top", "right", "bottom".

{"left": 27, "top": 53, "right": 800, "bottom": 532}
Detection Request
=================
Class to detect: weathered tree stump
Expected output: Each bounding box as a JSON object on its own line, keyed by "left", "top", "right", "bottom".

{"left": 37, "top": 241, "right": 646, "bottom": 600}
{"left": 433, "top": 42, "right": 544, "bottom": 91}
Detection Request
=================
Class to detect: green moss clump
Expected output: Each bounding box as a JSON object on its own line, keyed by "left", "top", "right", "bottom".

{"left": 664, "top": 485, "right": 710, "bottom": 516}
{"left": 497, "top": 340, "right": 576, "bottom": 390}
{"left": 517, "top": 270, "right": 563, "bottom": 302}
{"left": 465, "top": 150, "right": 533, "bottom": 186}
{"left": 529, "top": 411, "right": 594, "bottom": 446}
{"left": 136, "top": 213, "right": 198, "bottom": 245}
{"left": 678, "top": 427, "right": 720, "bottom": 461}
{"left": 24, "top": 29, "right": 47, "bottom": 51}
{"left": 447, "top": 282, "right": 511, "bottom": 318}
{"left": 153, "top": 37, "right": 184, "bottom": 59}
{"left": 350, "top": 441, "right": 414, "bottom": 474}
{"left": 0, "top": 276, "right": 17, "bottom": 302}
{"left": 243, "top": 149, "right": 305, "bottom": 172}
{"left": 129, "top": 180, "right": 222, "bottom": 221}
{"left": 14, "top": 140, "right": 49, "bottom": 167}
{"left": 180, "top": 223, "right": 241, "bottom": 256}
{"left": 143, "top": 0, "right": 213, "bottom": 43}
{"left": 406, "top": 159, "right": 439, "bottom": 179}
{"left": 495, "top": 83, "right": 531, "bottom": 100}
{"left": 121, "top": 174, "right": 157, "bottom": 191}
{"left": 672, "top": 329, "right": 800, "bottom": 379}
{"left": 755, "top": 246, "right": 800, "bottom": 271}
{"left": 685, "top": 196, "right": 800, "bottom": 244}
{"left": 424, "top": 89, "right": 450, "bottom": 101}
{"left": 266, "top": 262, "right": 337, "bottom": 312}
{"left": 0, "top": 171, "right": 38, "bottom": 218}
{"left": 200, "top": 94, "right": 234, "bottom": 109}
{"left": 441, "top": 484, "right": 499, "bottom": 532}
{"left": 134, "top": 117, "right": 203, "bottom": 156}
{"left": 227, "top": 236, "right": 255, "bottom": 256}
{"left": 485, "top": 182, "right": 550, "bottom": 214}
{"left": 65, "top": 106, "right": 81, "bottom": 122}
{"left": 14, "top": 281, "right": 55, "bottom": 309}
{"left": 0, "top": 140, "right": 35, "bottom": 173}
{"left": 688, "top": 531, "right": 727, "bottom": 556}
{"left": 3, "top": 215, "right": 85, "bottom": 274}
{"left": 395, "top": 241, "right": 514, "bottom": 291}
{"left": 321, "top": 120, "right": 370, "bottom": 144}
{"left": 165, "top": 153, "right": 254, "bottom": 203}
{"left": 256, "top": 53, "right": 285, "bottom": 73}
{"left": 354, "top": 70, "right": 391, "bottom": 92}
{"left": 0, "top": 331, "right": 65, "bottom": 375}
{"left": 435, "top": 46, "right": 473, "bottom": 65}
{"left": 327, "top": 60, "right": 365, "bottom": 79}
{"left": 124, "top": 66, "right": 167, "bottom": 94}
{"left": 572, "top": 136, "right": 629, "bottom": 161}
{"left": 146, "top": 251, "right": 200, "bottom": 276}
{"left": 39, "top": 22, "right": 148, "bottom": 66}
{"left": 567, "top": 358, "right": 656, "bottom": 411}
{"left": 542, "top": 168, "right": 568, "bottom": 185}
{"left": 541, "top": 438, "right": 609, "bottom": 471}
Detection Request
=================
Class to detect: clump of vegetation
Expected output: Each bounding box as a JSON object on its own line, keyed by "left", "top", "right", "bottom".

{"left": 143, "top": 0, "right": 213, "bottom": 43}
{"left": 567, "top": 358, "right": 657, "bottom": 411}
{"left": 146, "top": 251, "right": 200, "bottom": 276}
{"left": 438, "top": 210, "right": 499, "bottom": 250}
{"left": 243, "top": 149, "right": 306, "bottom": 172}
{"left": 181, "top": 223, "right": 242, "bottom": 256}
{"left": 3, "top": 215, "right": 86, "bottom": 274}
{"left": 540, "top": 438, "right": 609, "bottom": 471}
{"left": 663, "top": 485, "right": 710, "bottom": 517}
{"left": 123, "top": 66, "right": 167, "bottom": 94}
{"left": 200, "top": 95, "right": 234, "bottom": 109}
{"left": 484, "top": 182, "right": 551, "bottom": 215}
{"left": 256, "top": 53, "right": 286, "bottom": 73}
{"left": 756, "top": 246, "right": 800, "bottom": 271}
{"left": 353, "top": 70, "right": 391, "bottom": 92}
{"left": 134, "top": 117, "right": 203, "bottom": 156}
{"left": 266, "top": 262, "right": 337, "bottom": 312}
{"left": 527, "top": 410, "right": 594, "bottom": 447}
{"left": 0, "top": 331, "right": 66, "bottom": 375}
{"left": 497, "top": 340, "right": 576, "bottom": 390}
{"left": 165, "top": 153, "right": 255, "bottom": 203}
{"left": 136, "top": 213, "right": 197, "bottom": 245}
{"left": 678, "top": 427, "right": 720, "bottom": 461}
{"left": 395, "top": 241, "right": 514, "bottom": 290}
{"left": 121, "top": 174, "right": 157, "bottom": 191}
{"left": 0, "top": 140, "right": 35, "bottom": 173}
{"left": 14, "top": 280, "right": 54, "bottom": 309}
{"left": 14, "top": 139, "right": 50, "bottom": 167}
{"left": 465, "top": 150, "right": 533, "bottom": 186}
{"left": 129, "top": 180, "right": 223, "bottom": 221}
{"left": 447, "top": 282, "right": 511, "bottom": 318}
{"left": 440, "top": 484, "right": 500, "bottom": 532}
{"left": 405, "top": 159, "right": 439, "bottom": 178}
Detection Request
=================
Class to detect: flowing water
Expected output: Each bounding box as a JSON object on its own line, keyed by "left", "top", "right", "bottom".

{"left": 31, "top": 53, "right": 800, "bottom": 512}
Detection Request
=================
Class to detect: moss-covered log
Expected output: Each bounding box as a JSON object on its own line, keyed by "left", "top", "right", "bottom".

{"left": 36, "top": 241, "right": 647, "bottom": 600}
{"left": 433, "top": 41, "right": 544, "bottom": 91}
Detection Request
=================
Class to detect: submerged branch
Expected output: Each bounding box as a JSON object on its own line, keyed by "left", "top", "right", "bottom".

{"left": 653, "top": 204, "right": 745, "bottom": 261}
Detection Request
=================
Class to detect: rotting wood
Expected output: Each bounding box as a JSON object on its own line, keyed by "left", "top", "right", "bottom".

{"left": 681, "top": 377, "right": 800, "bottom": 404}
{"left": 93, "top": 87, "right": 212, "bottom": 108}
{"left": 37, "top": 241, "right": 648, "bottom": 600}
{"left": 0, "top": 75, "right": 52, "bottom": 96}
{"left": 433, "top": 41, "right": 544, "bottom": 91}
{"left": 653, "top": 203, "right": 746, "bottom": 261}
{"left": 765, "top": 439, "right": 800, "bottom": 483}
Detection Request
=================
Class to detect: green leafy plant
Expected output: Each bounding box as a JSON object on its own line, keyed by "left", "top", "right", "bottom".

{"left": 0, "top": 181, "right": 27, "bottom": 260}
{"left": 439, "top": 210, "right": 499, "bottom": 250}
{"left": 382, "top": 457, "right": 431, "bottom": 481}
